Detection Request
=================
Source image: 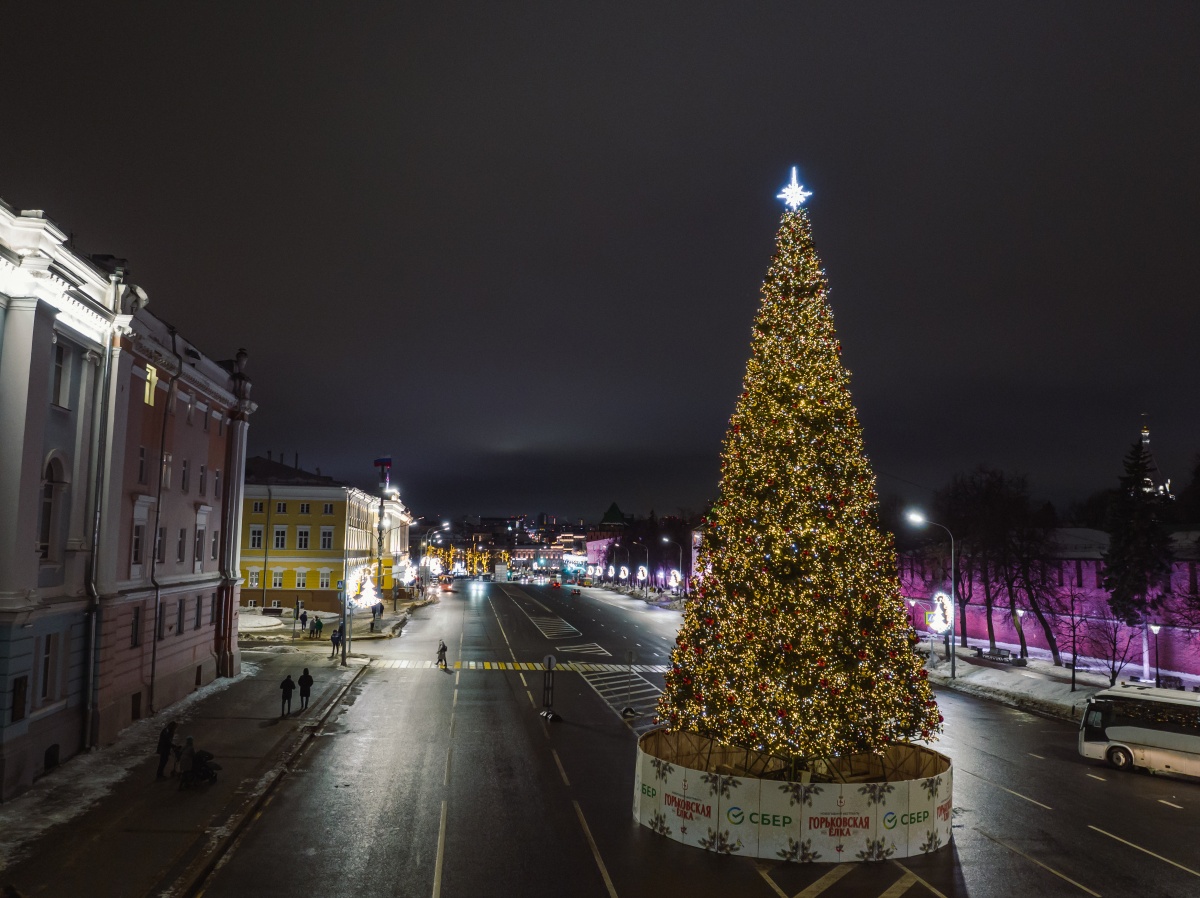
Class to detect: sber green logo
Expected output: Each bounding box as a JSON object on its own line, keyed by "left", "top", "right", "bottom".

{"left": 884, "top": 812, "right": 897, "bottom": 830}
{"left": 727, "top": 806, "right": 744, "bottom": 825}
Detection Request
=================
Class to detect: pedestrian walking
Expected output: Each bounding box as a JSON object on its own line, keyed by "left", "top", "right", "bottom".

{"left": 314, "top": 617, "right": 324, "bottom": 639}
{"left": 330, "top": 627, "right": 340, "bottom": 658}
{"left": 155, "top": 720, "right": 178, "bottom": 779}
{"left": 298, "top": 668, "right": 314, "bottom": 711}
{"left": 436, "top": 639, "right": 448, "bottom": 670}
{"left": 299, "top": 609, "right": 308, "bottom": 632}
{"left": 280, "top": 674, "right": 296, "bottom": 717}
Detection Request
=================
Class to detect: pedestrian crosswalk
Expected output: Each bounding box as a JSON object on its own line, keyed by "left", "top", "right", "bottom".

{"left": 371, "top": 658, "right": 669, "bottom": 673}
{"left": 577, "top": 668, "right": 663, "bottom": 736}
{"left": 525, "top": 615, "right": 582, "bottom": 640}
{"left": 553, "top": 641, "right": 611, "bottom": 656}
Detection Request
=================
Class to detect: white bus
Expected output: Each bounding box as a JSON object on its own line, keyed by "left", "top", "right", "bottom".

{"left": 1079, "top": 684, "right": 1200, "bottom": 779}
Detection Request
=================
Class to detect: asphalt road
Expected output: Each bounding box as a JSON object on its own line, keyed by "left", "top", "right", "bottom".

{"left": 199, "top": 582, "right": 1200, "bottom": 898}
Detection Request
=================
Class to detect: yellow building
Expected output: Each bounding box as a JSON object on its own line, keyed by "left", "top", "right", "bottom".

{"left": 240, "top": 456, "right": 411, "bottom": 613}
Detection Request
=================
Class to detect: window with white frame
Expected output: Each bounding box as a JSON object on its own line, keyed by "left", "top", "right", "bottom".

{"left": 319, "top": 571, "right": 330, "bottom": 589}
{"left": 195, "top": 528, "right": 205, "bottom": 565}
{"left": 161, "top": 452, "right": 172, "bottom": 490}
{"left": 176, "top": 599, "right": 185, "bottom": 637}
{"left": 211, "top": 530, "right": 219, "bottom": 560}
{"left": 181, "top": 459, "right": 190, "bottom": 493}
{"left": 248, "top": 571, "right": 260, "bottom": 588}
{"left": 297, "top": 527, "right": 310, "bottom": 550}
{"left": 194, "top": 594, "right": 203, "bottom": 629}
{"left": 177, "top": 528, "right": 187, "bottom": 563}
{"left": 214, "top": 469, "right": 221, "bottom": 498}
{"left": 271, "top": 598, "right": 281, "bottom": 608}
{"left": 199, "top": 464, "right": 206, "bottom": 496}
{"left": 276, "top": 501, "right": 287, "bottom": 514}
{"left": 144, "top": 364, "right": 158, "bottom": 406}
{"left": 300, "top": 503, "right": 310, "bottom": 514}
{"left": 156, "top": 527, "right": 166, "bottom": 563}
{"left": 132, "top": 524, "right": 145, "bottom": 566}
{"left": 51, "top": 343, "right": 70, "bottom": 408}
{"left": 252, "top": 500, "right": 263, "bottom": 514}
{"left": 250, "top": 525, "right": 263, "bottom": 549}
{"left": 296, "top": 571, "right": 307, "bottom": 588}
{"left": 138, "top": 447, "right": 147, "bottom": 484}
{"left": 320, "top": 527, "right": 334, "bottom": 550}
{"left": 272, "top": 570, "right": 283, "bottom": 588}
{"left": 274, "top": 526, "right": 287, "bottom": 550}
{"left": 323, "top": 502, "right": 333, "bottom": 515}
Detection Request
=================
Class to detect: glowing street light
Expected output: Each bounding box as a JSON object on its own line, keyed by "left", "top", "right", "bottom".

{"left": 906, "top": 510, "right": 956, "bottom": 679}
{"left": 1150, "top": 622, "right": 1162, "bottom": 687}
{"left": 662, "top": 536, "right": 684, "bottom": 595}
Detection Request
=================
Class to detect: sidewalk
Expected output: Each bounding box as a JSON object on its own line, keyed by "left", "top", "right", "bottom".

{"left": 236, "top": 596, "right": 432, "bottom": 649}
{"left": 923, "top": 638, "right": 1199, "bottom": 722}
{"left": 0, "top": 650, "right": 365, "bottom": 898}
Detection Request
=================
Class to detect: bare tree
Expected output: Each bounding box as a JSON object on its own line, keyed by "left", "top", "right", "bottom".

{"left": 1086, "top": 614, "right": 1140, "bottom": 687}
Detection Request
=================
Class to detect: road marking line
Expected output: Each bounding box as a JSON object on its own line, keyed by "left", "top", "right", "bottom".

{"left": 1028, "top": 753, "right": 1045, "bottom": 760}
{"left": 754, "top": 866, "right": 788, "bottom": 898}
{"left": 962, "top": 769, "right": 1053, "bottom": 809}
{"left": 879, "top": 870, "right": 918, "bottom": 898}
{"left": 452, "top": 689, "right": 458, "bottom": 709}
{"left": 432, "top": 800, "right": 447, "bottom": 898}
{"left": 1159, "top": 799, "right": 1184, "bottom": 809}
{"left": 573, "top": 800, "right": 618, "bottom": 898}
{"left": 519, "top": 673, "right": 528, "bottom": 687}
{"left": 527, "top": 690, "right": 536, "bottom": 707}
{"left": 795, "top": 863, "right": 853, "bottom": 896}
{"left": 1086, "top": 774, "right": 1105, "bottom": 781}
{"left": 444, "top": 746, "right": 452, "bottom": 786}
{"left": 977, "top": 828, "right": 1100, "bottom": 895}
{"left": 1088, "top": 825, "right": 1200, "bottom": 877}
{"left": 552, "top": 748, "right": 570, "bottom": 786}
{"left": 891, "top": 861, "right": 949, "bottom": 898}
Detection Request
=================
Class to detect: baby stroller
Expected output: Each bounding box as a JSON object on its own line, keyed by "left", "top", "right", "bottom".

{"left": 179, "top": 748, "right": 222, "bottom": 789}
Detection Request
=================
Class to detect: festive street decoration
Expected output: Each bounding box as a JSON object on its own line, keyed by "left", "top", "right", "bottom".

{"left": 657, "top": 171, "right": 941, "bottom": 763}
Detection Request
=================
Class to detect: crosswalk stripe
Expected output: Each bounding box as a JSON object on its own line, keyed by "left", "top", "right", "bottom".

{"left": 369, "top": 661, "right": 671, "bottom": 673}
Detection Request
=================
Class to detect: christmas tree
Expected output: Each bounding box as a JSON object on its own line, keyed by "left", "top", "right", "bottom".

{"left": 658, "top": 170, "right": 941, "bottom": 760}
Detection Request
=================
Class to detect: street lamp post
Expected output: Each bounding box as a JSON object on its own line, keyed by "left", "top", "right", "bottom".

{"left": 662, "top": 537, "right": 683, "bottom": 595}
{"left": 906, "top": 510, "right": 956, "bottom": 679}
{"left": 1150, "top": 623, "right": 1161, "bottom": 688}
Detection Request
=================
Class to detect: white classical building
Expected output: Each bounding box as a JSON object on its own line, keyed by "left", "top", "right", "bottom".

{"left": 0, "top": 198, "right": 254, "bottom": 799}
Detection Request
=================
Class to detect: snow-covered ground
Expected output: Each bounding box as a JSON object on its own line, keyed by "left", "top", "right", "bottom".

{"left": 0, "top": 661, "right": 258, "bottom": 871}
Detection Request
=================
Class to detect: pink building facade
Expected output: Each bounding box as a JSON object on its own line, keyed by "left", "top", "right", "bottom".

{"left": 899, "top": 528, "right": 1200, "bottom": 680}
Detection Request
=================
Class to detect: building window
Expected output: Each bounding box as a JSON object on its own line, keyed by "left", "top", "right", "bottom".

{"left": 296, "top": 571, "right": 307, "bottom": 588}
{"left": 297, "top": 527, "right": 310, "bottom": 550}
{"left": 209, "top": 593, "right": 217, "bottom": 625}
{"left": 320, "top": 528, "right": 333, "bottom": 550}
{"left": 195, "top": 595, "right": 203, "bottom": 629}
{"left": 195, "top": 529, "right": 205, "bottom": 566}
{"left": 319, "top": 571, "right": 330, "bottom": 589}
{"left": 300, "top": 503, "right": 310, "bottom": 514}
{"left": 12, "top": 676, "right": 28, "bottom": 723}
{"left": 248, "top": 571, "right": 260, "bottom": 588}
{"left": 177, "top": 599, "right": 185, "bottom": 636}
{"left": 214, "top": 469, "right": 220, "bottom": 497}
{"left": 181, "top": 459, "right": 190, "bottom": 493}
{"left": 186, "top": 399, "right": 194, "bottom": 425}
{"left": 40, "top": 635, "right": 55, "bottom": 700}
{"left": 131, "top": 606, "right": 141, "bottom": 647}
{"left": 161, "top": 452, "right": 172, "bottom": 490}
{"left": 247, "top": 598, "right": 257, "bottom": 608}
{"left": 323, "top": 503, "right": 333, "bottom": 515}
{"left": 132, "top": 524, "right": 145, "bottom": 566}
{"left": 274, "top": 526, "right": 287, "bottom": 550}
{"left": 144, "top": 365, "right": 158, "bottom": 406}
{"left": 271, "top": 598, "right": 281, "bottom": 608}
{"left": 51, "top": 343, "right": 68, "bottom": 407}
{"left": 202, "top": 409, "right": 210, "bottom": 432}
{"left": 177, "top": 528, "right": 187, "bottom": 563}
{"left": 157, "top": 606, "right": 166, "bottom": 640}
{"left": 211, "top": 530, "right": 219, "bottom": 560}
{"left": 156, "top": 527, "right": 166, "bottom": 564}
{"left": 250, "top": 526, "right": 263, "bottom": 549}
{"left": 39, "top": 461, "right": 64, "bottom": 561}
{"left": 252, "top": 500, "right": 263, "bottom": 514}
{"left": 272, "top": 570, "right": 283, "bottom": 589}
{"left": 138, "top": 447, "right": 147, "bottom": 484}
{"left": 199, "top": 464, "right": 207, "bottom": 496}
{"left": 276, "top": 502, "right": 287, "bottom": 514}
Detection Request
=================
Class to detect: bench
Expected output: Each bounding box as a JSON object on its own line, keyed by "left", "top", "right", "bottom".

{"left": 261, "top": 607, "right": 284, "bottom": 617}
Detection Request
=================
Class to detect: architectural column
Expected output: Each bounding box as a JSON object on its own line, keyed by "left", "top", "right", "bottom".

{"left": 0, "top": 296, "right": 57, "bottom": 607}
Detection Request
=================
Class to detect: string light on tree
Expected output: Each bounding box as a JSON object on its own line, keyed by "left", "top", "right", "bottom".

{"left": 657, "top": 167, "right": 941, "bottom": 760}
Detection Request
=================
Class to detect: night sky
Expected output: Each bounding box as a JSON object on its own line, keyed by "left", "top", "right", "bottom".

{"left": 4, "top": 4, "right": 1198, "bottom": 522}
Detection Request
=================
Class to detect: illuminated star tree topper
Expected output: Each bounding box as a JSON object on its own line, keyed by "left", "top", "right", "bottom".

{"left": 776, "top": 166, "right": 812, "bottom": 209}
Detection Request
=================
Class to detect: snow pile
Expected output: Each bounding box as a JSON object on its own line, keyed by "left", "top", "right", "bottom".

{"left": 927, "top": 658, "right": 1102, "bottom": 722}
{"left": 0, "top": 661, "right": 258, "bottom": 870}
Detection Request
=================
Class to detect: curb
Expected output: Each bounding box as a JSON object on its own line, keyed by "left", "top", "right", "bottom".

{"left": 169, "top": 661, "right": 371, "bottom": 897}
{"left": 927, "top": 671, "right": 1088, "bottom": 724}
